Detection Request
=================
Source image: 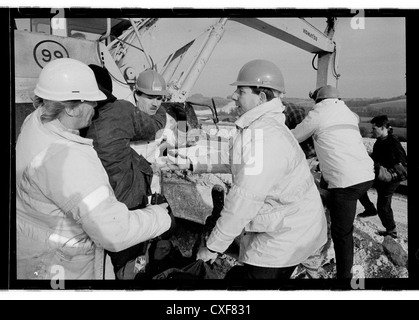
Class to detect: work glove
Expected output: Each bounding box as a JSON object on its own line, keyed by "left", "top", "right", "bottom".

{"left": 197, "top": 247, "right": 218, "bottom": 264}
{"left": 154, "top": 150, "right": 193, "bottom": 171}
{"left": 167, "top": 150, "right": 192, "bottom": 170}
{"left": 393, "top": 163, "right": 408, "bottom": 182}
{"left": 376, "top": 165, "right": 394, "bottom": 183}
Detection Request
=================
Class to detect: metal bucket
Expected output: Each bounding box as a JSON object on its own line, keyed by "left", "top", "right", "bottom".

{"left": 162, "top": 172, "right": 230, "bottom": 225}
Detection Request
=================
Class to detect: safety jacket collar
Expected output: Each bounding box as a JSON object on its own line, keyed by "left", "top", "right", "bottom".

{"left": 235, "top": 98, "right": 285, "bottom": 129}
{"left": 377, "top": 134, "right": 390, "bottom": 141}
{"left": 36, "top": 107, "right": 93, "bottom": 146}
{"left": 314, "top": 98, "right": 341, "bottom": 109}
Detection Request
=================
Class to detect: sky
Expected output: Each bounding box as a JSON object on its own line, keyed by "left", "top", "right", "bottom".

{"left": 187, "top": 17, "right": 406, "bottom": 100}
{"left": 9, "top": 2, "right": 408, "bottom": 100}
{"left": 109, "top": 15, "right": 406, "bottom": 100}
{"left": 10, "top": 2, "right": 407, "bottom": 100}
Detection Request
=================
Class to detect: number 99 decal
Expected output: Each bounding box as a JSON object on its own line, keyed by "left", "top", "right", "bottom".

{"left": 33, "top": 40, "right": 70, "bottom": 68}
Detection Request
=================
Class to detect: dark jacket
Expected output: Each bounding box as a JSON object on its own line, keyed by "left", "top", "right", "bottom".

{"left": 284, "top": 105, "right": 316, "bottom": 159}
{"left": 85, "top": 93, "right": 167, "bottom": 210}
{"left": 372, "top": 134, "right": 407, "bottom": 182}
{"left": 372, "top": 134, "right": 407, "bottom": 169}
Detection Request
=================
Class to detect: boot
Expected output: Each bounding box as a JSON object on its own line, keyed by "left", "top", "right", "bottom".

{"left": 203, "top": 185, "right": 224, "bottom": 233}
{"left": 358, "top": 207, "right": 377, "bottom": 218}
{"left": 376, "top": 228, "right": 398, "bottom": 239}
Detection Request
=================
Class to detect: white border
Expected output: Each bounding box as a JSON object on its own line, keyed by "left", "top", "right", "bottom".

{"left": 1, "top": 290, "right": 418, "bottom": 300}
{"left": 6, "top": 0, "right": 417, "bottom": 299}
{"left": 1, "top": 1, "right": 419, "bottom": 9}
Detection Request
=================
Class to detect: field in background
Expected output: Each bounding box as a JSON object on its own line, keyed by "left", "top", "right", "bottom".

{"left": 359, "top": 122, "right": 407, "bottom": 141}
{"left": 193, "top": 94, "right": 407, "bottom": 141}
{"left": 355, "top": 98, "right": 407, "bottom": 141}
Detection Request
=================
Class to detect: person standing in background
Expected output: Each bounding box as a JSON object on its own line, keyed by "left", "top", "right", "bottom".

{"left": 292, "top": 85, "right": 375, "bottom": 279}
{"left": 358, "top": 115, "right": 407, "bottom": 239}
{"left": 283, "top": 100, "right": 332, "bottom": 279}
{"left": 283, "top": 101, "right": 316, "bottom": 160}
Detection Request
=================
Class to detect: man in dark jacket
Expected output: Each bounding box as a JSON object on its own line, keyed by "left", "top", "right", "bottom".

{"left": 283, "top": 101, "right": 316, "bottom": 159}
{"left": 358, "top": 115, "right": 407, "bottom": 239}
{"left": 85, "top": 65, "right": 169, "bottom": 278}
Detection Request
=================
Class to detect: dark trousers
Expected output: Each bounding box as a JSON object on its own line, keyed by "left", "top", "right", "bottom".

{"left": 328, "top": 180, "right": 374, "bottom": 279}
{"left": 225, "top": 264, "right": 297, "bottom": 280}
{"left": 359, "top": 180, "right": 400, "bottom": 231}
{"left": 107, "top": 242, "right": 148, "bottom": 279}
{"left": 106, "top": 202, "right": 149, "bottom": 280}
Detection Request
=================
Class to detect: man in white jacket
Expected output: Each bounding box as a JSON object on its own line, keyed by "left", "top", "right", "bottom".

{"left": 16, "top": 59, "right": 171, "bottom": 280}
{"left": 166, "top": 60, "right": 327, "bottom": 280}
{"left": 292, "top": 85, "right": 375, "bottom": 279}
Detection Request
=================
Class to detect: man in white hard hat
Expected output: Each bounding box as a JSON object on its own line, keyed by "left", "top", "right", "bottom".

{"left": 292, "top": 85, "right": 375, "bottom": 279}
{"left": 16, "top": 58, "right": 172, "bottom": 280}
{"left": 164, "top": 60, "right": 328, "bottom": 280}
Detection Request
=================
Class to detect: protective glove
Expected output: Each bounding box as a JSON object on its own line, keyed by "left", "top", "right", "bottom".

{"left": 197, "top": 247, "right": 218, "bottom": 264}
{"left": 393, "top": 163, "right": 408, "bottom": 182}
{"left": 376, "top": 165, "right": 394, "bottom": 183}
{"left": 166, "top": 150, "right": 193, "bottom": 171}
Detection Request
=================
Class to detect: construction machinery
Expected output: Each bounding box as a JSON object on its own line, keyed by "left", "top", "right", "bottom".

{"left": 13, "top": 12, "right": 341, "bottom": 224}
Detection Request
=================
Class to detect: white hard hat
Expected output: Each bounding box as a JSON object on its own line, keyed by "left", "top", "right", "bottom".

{"left": 34, "top": 58, "right": 107, "bottom": 102}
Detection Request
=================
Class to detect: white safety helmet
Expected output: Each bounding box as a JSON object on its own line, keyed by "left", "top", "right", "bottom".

{"left": 34, "top": 58, "right": 107, "bottom": 102}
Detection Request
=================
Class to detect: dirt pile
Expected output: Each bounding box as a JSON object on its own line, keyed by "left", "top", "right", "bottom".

{"left": 170, "top": 188, "right": 408, "bottom": 280}
{"left": 166, "top": 131, "right": 408, "bottom": 279}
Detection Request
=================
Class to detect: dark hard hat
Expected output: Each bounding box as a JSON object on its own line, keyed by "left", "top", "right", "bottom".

{"left": 135, "top": 70, "right": 169, "bottom": 96}
{"left": 315, "top": 85, "right": 340, "bottom": 102}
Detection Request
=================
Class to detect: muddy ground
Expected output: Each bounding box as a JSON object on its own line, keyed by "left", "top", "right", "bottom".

{"left": 169, "top": 188, "right": 408, "bottom": 280}
{"left": 166, "top": 133, "right": 409, "bottom": 280}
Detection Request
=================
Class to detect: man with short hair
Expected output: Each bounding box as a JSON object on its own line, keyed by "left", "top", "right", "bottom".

{"left": 130, "top": 70, "right": 188, "bottom": 165}
{"left": 283, "top": 101, "right": 316, "bottom": 159}
{"left": 85, "top": 66, "right": 172, "bottom": 279}
{"left": 292, "top": 85, "right": 375, "bottom": 279}
{"left": 358, "top": 115, "right": 407, "bottom": 239}
{"left": 165, "top": 60, "right": 327, "bottom": 280}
